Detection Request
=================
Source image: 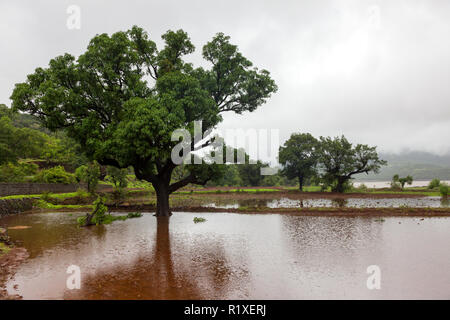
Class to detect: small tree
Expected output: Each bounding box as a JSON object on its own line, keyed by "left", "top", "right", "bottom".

{"left": 428, "top": 178, "right": 441, "bottom": 189}
{"left": 440, "top": 183, "right": 448, "bottom": 198}
{"left": 279, "top": 133, "right": 319, "bottom": 191}
{"left": 392, "top": 174, "right": 413, "bottom": 190}
{"left": 106, "top": 166, "right": 128, "bottom": 191}
{"left": 75, "top": 161, "right": 101, "bottom": 194}
{"left": 106, "top": 166, "right": 129, "bottom": 204}
{"left": 318, "top": 135, "right": 387, "bottom": 193}
{"left": 238, "top": 160, "right": 269, "bottom": 187}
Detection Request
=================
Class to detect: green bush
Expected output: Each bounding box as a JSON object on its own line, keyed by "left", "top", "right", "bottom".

{"left": 356, "top": 183, "right": 368, "bottom": 192}
{"left": 105, "top": 166, "right": 128, "bottom": 190}
{"left": 0, "top": 162, "right": 38, "bottom": 182}
{"left": 428, "top": 178, "right": 441, "bottom": 189}
{"left": 75, "top": 161, "right": 100, "bottom": 194}
{"left": 77, "top": 196, "right": 108, "bottom": 226}
{"left": 40, "top": 191, "right": 53, "bottom": 202}
{"left": 440, "top": 183, "right": 448, "bottom": 198}
{"left": 32, "top": 166, "right": 76, "bottom": 184}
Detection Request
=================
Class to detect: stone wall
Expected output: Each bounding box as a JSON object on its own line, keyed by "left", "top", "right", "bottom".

{"left": 0, "top": 198, "right": 34, "bottom": 216}
{"left": 0, "top": 183, "right": 111, "bottom": 197}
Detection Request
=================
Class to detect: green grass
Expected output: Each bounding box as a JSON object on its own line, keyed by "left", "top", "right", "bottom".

{"left": 0, "top": 242, "right": 11, "bottom": 255}
{"left": 36, "top": 200, "right": 92, "bottom": 210}
{"left": 0, "top": 194, "right": 42, "bottom": 200}
{"left": 0, "top": 190, "right": 91, "bottom": 200}
{"left": 365, "top": 190, "right": 440, "bottom": 196}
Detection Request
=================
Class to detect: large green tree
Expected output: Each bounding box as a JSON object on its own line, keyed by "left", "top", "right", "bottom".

{"left": 318, "top": 135, "right": 387, "bottom": 192}
{"left": 11, "top": 27, "right": 277, "bottom": 216}
{"left": 279, "top": 133, "right": 319, "bottom": 191}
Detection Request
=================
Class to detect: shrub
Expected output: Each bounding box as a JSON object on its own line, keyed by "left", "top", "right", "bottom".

{"left": 32, "top": 166, "right": 76, "bottom": 184}
{"left": 428, "top": 178, "right": 441, "bottom": 189}
{"left": 75, "top": 161, "right": 100, "bottom": 194}
{"left": 105, "top": 166, "right": 128, "bottom": 190}
{"left": 356, "top": 183, "right": 368, "bottom": 192}
{"left": 77, "top": 196, "right": 108, "bottom": 226}
{"left": 440, "top": 183, "right": 448, "bottom": 198}
{"left": 40, "top": 191, "right": 53, "bottom": 202}
{"left": 0, "top": 162, "right": 38, "bottom": 182}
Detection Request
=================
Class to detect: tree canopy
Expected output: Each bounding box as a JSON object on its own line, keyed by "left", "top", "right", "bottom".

{"left": 279, "top": 133, "right": 319, "bottom": 190}
{"left": 318, "top": 135, "right": 387, "bottom": 192}
{"left": 11, "top": 26, "right": 277, "bottom": 216}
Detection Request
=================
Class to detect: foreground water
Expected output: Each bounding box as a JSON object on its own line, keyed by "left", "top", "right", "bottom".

{"left": 1, "top": 211, "right": 449, "bottom": 299}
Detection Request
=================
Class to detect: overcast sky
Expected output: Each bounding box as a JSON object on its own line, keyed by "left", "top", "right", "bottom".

{"left": 1, "top": 0, "right": 449, "bottom": 158}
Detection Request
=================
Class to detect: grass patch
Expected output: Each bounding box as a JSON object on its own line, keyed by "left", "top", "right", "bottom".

{"left": 36, "top": 200, "right": 92, "bottom": 210}
{"left": 0, "top": 242, "right": 11, "bottom": 255}
{"left": 0, "top": 190, "right": 91, "bottom": 201}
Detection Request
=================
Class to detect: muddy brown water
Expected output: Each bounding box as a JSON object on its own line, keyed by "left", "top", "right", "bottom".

{"left": 1, "top": 211, "right": 449, "bottom": 299}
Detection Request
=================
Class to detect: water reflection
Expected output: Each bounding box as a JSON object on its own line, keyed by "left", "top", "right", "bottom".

{"left": 1, "top": 212, "right": 450, "bottom": 299}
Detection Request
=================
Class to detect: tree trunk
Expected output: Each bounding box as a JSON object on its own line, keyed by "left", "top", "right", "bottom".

{"left": 335, "top": 177, "right": 346, "bottom": 193}
{"left": 298, "top": 176, "right": 304, "bottom": 191}
{"left": 154, "top": 181, "right": 172, "bottom": 217}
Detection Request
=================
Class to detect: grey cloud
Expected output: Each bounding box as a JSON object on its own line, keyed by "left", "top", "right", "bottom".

{"left": 0, "top": 0, "right": 449, "bottom": 157}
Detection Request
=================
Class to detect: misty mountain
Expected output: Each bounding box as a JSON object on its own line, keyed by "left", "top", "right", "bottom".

{"left": 354, "top": 151, "right": 450, "bottom": 181}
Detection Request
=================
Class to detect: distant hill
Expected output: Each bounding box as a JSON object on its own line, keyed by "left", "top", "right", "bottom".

{"left": 354, "top": 151, "right": 450, "bottom": 181}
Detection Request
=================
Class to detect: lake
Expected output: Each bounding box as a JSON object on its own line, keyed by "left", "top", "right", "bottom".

{"left": 1, "top": 211, "right": 449, "bottom": 299}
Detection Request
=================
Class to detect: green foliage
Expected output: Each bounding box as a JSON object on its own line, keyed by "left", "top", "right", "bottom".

{"left": 193, "top": 217, "right": 206, "bottom": 223}
{"left": 440, "top": 183, "right": 448, "bottom": 198}
{"left": 0, "top": 116, "right": 47, "bottom": 165}
{"left": 36, "top": 199, "right": 90, "bottom": 210}
{"left": 0, "top": 162, "right": 38, "bottom": 182}
{"left": 77, "top": 196, "right": 108, "bottom": 226}
{"left": 355, "top": 183, "right": 368, "bottom": 192}
{"left": 279, "top": 133, "right": 319, "bottom": 190}
{"left": 318, "top": 135, "right": 387, "bottom": 193}
{"left": 32, "top": 165, "right": 76, "bottom": 184}
{"left": 428, "top": 178, "right": 441, "bottom": 189}
{"left": 75, "top": 162, "right": 101, "bottom": 194}
{"left": 40, "top": 191, "right": 53, "bottom": 202}
{"left": 11, "top": 26, "right": 277, "bottom": 215}
{"left": 77, "top": 197, "right": 142, "bottom": 226}
{"left": 238, "top": 160, "right": 269, "bottom": 187}
{"left": 391, "top": 174, "right": 413, "bottom": 189}
{"left": 127, "top": 212, "right": 143, "bottom": 218}
{"left": 207, "top": 164, "right": 243, "bottom": 187}
{"left": 106, "top": 166, "right": 128, "bottom": 190}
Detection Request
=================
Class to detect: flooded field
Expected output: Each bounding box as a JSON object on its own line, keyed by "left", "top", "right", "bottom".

{"left": 354, "top": 180, "right": 450, "bottom": 189}
{"left": 1, "top": 211, "right": 449, "bottom": 299}
{"left": 204, "top": 196, "right": 449, "bottom": 209}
